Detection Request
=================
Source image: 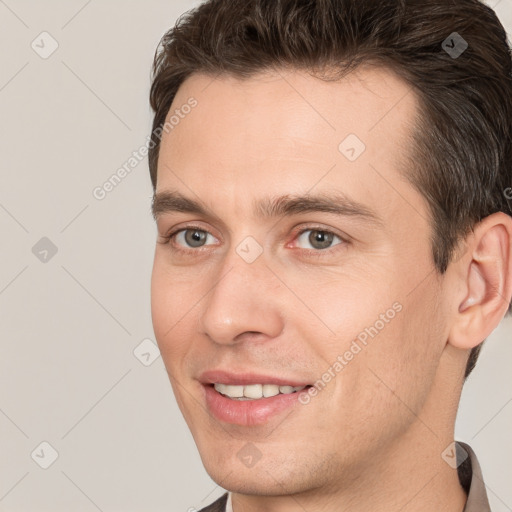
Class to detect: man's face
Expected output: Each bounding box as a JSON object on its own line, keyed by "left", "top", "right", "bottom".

{"left": 151, "top": 67, "right": 451, "bottom": 494}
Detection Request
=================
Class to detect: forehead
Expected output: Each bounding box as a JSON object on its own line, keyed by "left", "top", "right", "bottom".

{"left": 158, "top": 65, "right": 417, "bottom": 172}
{"left": 179, "top": 64, "right": 415, "bottom": 116}
{"left": 155, "top": 65, "right": 426, "bottom": 228}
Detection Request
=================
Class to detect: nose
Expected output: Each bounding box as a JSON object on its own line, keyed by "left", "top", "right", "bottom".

{"left": 200, "top": 251, "right": 284, "bottom": 346}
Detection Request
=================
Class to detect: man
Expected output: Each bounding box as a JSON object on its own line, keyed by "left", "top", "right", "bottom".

{"left": 148, "top": 0, "right": 512, "bottom": 510}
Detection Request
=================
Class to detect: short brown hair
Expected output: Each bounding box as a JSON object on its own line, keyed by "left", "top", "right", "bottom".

{"left": 148, "top": 0, "right": 512, "bottom": 378}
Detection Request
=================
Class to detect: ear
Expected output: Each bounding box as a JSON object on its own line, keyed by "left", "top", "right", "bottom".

{"left": 448, "top": 212, "right": 512, "bottom": 350}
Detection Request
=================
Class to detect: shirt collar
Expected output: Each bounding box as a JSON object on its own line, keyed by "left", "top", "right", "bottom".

{"left": 225, "top": 490, "right": 233, "bottom": 512}
{"left": 459, "top": 442, "right": 491, "bottom": 512}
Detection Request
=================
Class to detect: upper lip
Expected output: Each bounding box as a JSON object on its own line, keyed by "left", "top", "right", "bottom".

{"left": 199, "top": 369, "right": 311, "bottom": 387}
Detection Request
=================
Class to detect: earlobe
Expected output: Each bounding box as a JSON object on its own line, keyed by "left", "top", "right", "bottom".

{"left": 448, "top": 213, "right": 512, "bottom": 350}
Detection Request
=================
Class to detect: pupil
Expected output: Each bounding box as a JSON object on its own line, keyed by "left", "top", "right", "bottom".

{"left": 186, "top": 229, "right": 206, "bottom": 247}
{"left": 310, "top": 230, "right": 332, "bottom": 249}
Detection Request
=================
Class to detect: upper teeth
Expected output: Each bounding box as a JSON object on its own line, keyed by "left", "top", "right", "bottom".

{"left": 214, "top": 383, "right": 306, "bottom": 399}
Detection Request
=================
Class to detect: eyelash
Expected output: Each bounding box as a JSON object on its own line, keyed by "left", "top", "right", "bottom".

{"left": 160, "top": 224, "right": 348, "bottom": 259}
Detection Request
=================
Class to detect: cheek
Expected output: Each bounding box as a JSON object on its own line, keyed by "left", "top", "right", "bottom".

{"left": 150, "top": 257, "right": 194, "bottom": 363}
{"left": 150, "top": 260, "right": 170, "bottom": 341}
{"left": 356, "top": 289, "right": 447, "bottom": 420}
{"left": 303, "top": 269, "right": 445, "bottom": 436}
{"left": 318, "top": 311, "right": 437, "bottom": 459}
{"left": 282, "top": 266, "right": 400, "bottom": 356}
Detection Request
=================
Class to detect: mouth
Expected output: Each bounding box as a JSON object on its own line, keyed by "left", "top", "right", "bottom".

{"left": 202, "top": 382, "right": 313, "bottom": 426}
{"left": 212, "top": 382, "right": 309, "bottom": 400}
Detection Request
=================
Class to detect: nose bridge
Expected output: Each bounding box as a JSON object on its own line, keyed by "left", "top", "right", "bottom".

{"left": 200, "top": 242, "right": 283, "bottom": 344}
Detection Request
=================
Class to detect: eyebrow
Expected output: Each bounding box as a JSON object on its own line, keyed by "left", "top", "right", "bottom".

{"left": 151, "top": 190, "right": 383, "bottom": 227}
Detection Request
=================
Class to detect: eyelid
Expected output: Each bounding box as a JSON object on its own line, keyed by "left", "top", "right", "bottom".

{"left": 161, "top": 220, "right": 220, "bottom": 240}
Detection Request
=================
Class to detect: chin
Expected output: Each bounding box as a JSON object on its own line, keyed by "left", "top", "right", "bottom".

{"left": 200, "top": 449, "right": 317, "bottom": 497}
{"left": 205, "top": 470, "right": 291, "bottom": 496}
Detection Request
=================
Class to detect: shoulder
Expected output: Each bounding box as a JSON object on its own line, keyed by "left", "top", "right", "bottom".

{"left": 197, "top": 492, "right": 229, "bottom": 512}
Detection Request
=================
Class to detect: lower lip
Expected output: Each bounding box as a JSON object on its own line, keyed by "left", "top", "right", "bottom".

{"left": 203, "top": 384, "right": 310, "bottom": 426}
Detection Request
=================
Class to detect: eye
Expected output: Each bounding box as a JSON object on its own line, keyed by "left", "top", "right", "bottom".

{"left": 172, "top": 227, "right": 218, "bottom": 249}
{"left": 161, "top": 224, "right": 347, "bottom": 257}
{"left": 295, "top": 228, "right": 343, "bottom": 251}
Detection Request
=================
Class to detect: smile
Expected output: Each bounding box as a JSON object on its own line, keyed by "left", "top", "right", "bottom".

{"left": 203, "top": 383, "right": 312, "bottom": 426}
{"left": 213, "top": 383, "right": 306, "bottom": 400}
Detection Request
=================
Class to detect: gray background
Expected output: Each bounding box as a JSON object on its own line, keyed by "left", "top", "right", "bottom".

{"left": 0, "top": 1, "right": 510, "bottom": 511}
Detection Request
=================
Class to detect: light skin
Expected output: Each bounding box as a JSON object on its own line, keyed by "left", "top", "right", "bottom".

{"left": 150, "top": 66, "right": 512, "bottom": 512}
